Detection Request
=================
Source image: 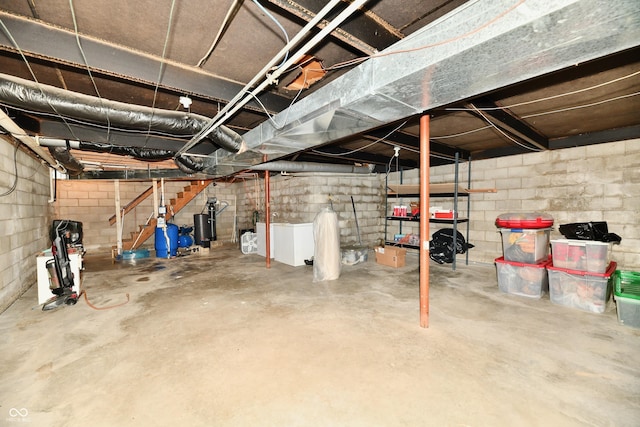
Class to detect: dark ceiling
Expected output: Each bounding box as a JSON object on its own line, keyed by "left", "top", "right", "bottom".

{"left": 0, "top": 0, "right": 638, "bottom": 179}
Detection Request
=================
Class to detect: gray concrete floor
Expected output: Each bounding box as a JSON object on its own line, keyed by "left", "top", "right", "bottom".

{"left": 1, "top": 245, "right": 639, "bottom": 427}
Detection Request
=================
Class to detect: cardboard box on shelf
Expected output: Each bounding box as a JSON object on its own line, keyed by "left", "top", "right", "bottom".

{"left": 374, "top": 245, "right": 406, "bottom": 268}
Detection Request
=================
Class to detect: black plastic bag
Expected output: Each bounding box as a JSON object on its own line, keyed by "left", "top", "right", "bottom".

{"left": 559, "top": 221, "right": 621, "bottom": 244}
{"left": 429, "top": 228, "right": 474, "bottom": 264}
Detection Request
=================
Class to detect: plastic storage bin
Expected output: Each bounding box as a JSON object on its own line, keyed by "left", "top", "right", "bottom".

{"left": 499, "top": 228, "right": 551, "bottom": 264}
{"left": 496, "top": 212, "right": 554, "bottom": 229}
{"left": 495, "top": 256, "right": 550, "bottom": 299}
{"left": 613, "top": 270, "right": 640, "bottom": 328}
{"left": 550, "top": 239, "right": 611, "bottom": 273}
{"left": 547, "top": 261, "right": 616, "bottom": 314}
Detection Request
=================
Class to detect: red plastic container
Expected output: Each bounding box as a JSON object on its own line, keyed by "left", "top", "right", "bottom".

{"left": 547, "top": 261, "right": 616, "bottom": 314}
{"left": 496, "top": 212, "right": 554, "bottom": 229}
{"left": 495, "top": 256, "right": 550, "bottom": 299}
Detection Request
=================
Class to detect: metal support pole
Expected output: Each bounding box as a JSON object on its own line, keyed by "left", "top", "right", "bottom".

{"left": 264, "top": 155, "right": 271, "bottom": 268}
{"left": 419, "top": 114, "right": 430, "bottom": 328}
{"left": 452, "top": 152, "right": 459, "bottom": 271}
{"left": 114, "top": 180, "right": 122, "bottom": 256}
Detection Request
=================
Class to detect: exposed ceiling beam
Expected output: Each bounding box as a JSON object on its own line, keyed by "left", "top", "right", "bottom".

{"left": 550, "top": 124, "right": 640, "bottom": 149}
{"left": 465, "top": 97, "right": 549, "bottom": 150}
{"left": 0, "top": 11, "right": 291, "bottom": 114}
{"left": 266, "top": 0, "right": 379, "bottom": 55}
{"left": 296, "top": 145, "right": 418, "bottom": 168}
{"left": 364, "top": 126, "right": 471, "bottom": 160}
{"left": 470, "top": 145, "right": 537, "bottom": 160}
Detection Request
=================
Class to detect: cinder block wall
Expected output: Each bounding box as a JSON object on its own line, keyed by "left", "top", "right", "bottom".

{"left": 0, "top": 138, "right": 53, "bottom": 313}
{"left": 53, "top": 179, "right": 222, "bottom": 253}
{"left": 235, "top": 173, "right": 385, "bottom": 247}
{"left": 389, "top": 139, "right": 640, "bottom": 269}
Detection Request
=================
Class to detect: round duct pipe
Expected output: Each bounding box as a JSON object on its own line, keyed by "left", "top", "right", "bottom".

{"left": 248, "top": 161, "right": 374, "bottom": 174}
{"left": 0, "top": 73, "right": 246, "bottom": 154}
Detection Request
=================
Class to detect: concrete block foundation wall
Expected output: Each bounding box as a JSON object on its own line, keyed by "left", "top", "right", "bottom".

{"left": 53, "top": 180, "right": 221, "bottom": 253}
{"left": 0, "top": 138, "right": 53, "bottom": 313}
{"left": 46, "top": 139, "right": 639, "bottom": 271}
{"left": 234, "top": 173, "right": 385, "bottom": 247}
{"left": 389, "top": 139, "right": 640, "bottom": 270}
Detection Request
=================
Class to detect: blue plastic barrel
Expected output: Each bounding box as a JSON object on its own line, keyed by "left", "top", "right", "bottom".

{"left": 155, "top": 223, "right": 179, "bottom": 258}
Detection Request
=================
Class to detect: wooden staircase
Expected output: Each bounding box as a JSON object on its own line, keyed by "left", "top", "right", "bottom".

{"left": 115, "top": 180, "right": 213, "bottom": 251}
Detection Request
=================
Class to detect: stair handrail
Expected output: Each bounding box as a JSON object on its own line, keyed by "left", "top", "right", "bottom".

{"left": 108, "top": 180, "right": 162, "bottom": 226}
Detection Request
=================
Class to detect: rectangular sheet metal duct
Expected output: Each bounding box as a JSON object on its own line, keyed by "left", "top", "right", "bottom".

{"left": 203, "top": 0, "right": 640, "bottom": 176}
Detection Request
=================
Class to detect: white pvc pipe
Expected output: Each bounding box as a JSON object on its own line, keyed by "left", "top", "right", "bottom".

{"left": 0, "top": 110, "right": 63, "bottom": 170}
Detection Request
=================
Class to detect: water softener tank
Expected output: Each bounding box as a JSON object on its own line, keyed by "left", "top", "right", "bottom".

{"left": 193, "top": 213, "right": 210, "bottom": 248}
{"left": 155, "top": 223, "right": 179, "bottom": 258}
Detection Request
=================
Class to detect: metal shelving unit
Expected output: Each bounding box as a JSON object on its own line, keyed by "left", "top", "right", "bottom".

{"left": 384, "top": 153, "right": 470, "bottom": 270}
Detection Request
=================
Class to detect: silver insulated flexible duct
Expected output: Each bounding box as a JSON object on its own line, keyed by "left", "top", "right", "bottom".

{"left": 0, "top": 73, "right": 246, "bottom": 155}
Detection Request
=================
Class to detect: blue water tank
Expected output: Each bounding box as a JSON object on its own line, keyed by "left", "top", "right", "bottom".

{"left": 155, "top": 224, "right": 179, "bottom": 258}
{"left": 178, "top": 234, "right": 193, "bottom": 248}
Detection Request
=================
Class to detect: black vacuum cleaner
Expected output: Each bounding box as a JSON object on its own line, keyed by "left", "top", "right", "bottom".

{"left": 42, "top": 220, "right": 81, "bottom": 311}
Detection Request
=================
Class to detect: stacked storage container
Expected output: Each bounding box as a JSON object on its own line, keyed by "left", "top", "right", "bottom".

{"left": 613, "top": 270, "right": 640, "bottom": 328}
{"left": 547, "top": 238, "right": 616, "bottom": 314}
{"left": 494, "top": 213, "right": 554, "bottom": 299}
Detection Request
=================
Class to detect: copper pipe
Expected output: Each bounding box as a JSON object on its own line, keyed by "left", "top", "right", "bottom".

{"left": 264, "top": 155, "right": 271, "bottom": 268}
{"left": 419, "top": 114, "right": 430, "bottom": 328}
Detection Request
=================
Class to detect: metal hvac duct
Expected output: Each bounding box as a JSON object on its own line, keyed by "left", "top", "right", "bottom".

{"left": 0, "top": 73, "right": 246, "bottom": 154}
{"left": 248, "top": 161, "right": 373, "bottom": 174}
{"left": 202, "top": 0, "right": 640, "bottom": 175}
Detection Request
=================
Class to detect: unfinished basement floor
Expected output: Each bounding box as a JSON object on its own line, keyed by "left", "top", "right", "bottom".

{"left": 1, "top": 245, "right": 639, "bottom": 427}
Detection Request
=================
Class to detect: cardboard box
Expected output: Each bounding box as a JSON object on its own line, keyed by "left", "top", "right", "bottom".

{"left": 374, "top": 245, "right": 406, "bottom": 268}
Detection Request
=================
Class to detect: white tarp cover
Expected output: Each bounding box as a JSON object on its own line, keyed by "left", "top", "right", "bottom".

{"left": 313, "top": 207, "right": 341, "bottom": 282}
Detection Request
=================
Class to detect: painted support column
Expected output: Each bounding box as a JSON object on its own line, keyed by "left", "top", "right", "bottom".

{"left": 114, "top": 180, "right": 122, "bottom": 256}
{"left": 419, "top": 114, "right": 430, "bottom": 328}
{"left": 264, "top": 155, "right": 271, "bottom": 268}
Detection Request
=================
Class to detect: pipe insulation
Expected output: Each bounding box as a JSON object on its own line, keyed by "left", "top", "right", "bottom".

{"left": 0, "top": 73, "right": 246, "bottom": 154}
{"left": 47, "top": 146, "right": 84, "bottom": 176}
{"left": 249, "top": 161, "right": 374, "bottom": 174}
{"left": 38, "top": 137, "right": 175, "bottom": 160}
{"left": 38, "top": 136, "right": 205, "bottom": 173}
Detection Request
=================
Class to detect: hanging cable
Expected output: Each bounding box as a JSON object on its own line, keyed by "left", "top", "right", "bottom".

{"left": 174, "top": 0, "right": 354, "bottom": 158}
{"left": 317, "top": 0, "right": 525, "bottom": 73}
{"left": 521, "top": 91, "right": 640, "bottom": 119}
{"left": 0, "top": 18, "right": 81, "bottom": 143}
{"left": 469, "top": 103, "right": 541, "bottom": 152}
{"left": 252, "top": 0, "right": 290, "bottom": 69}
{"left": 69, "top": 0, "right": 112, "bottom": 143}
{"left": 312, "top": 121, "right": 407, "bottom": 156}
{"left": 145, "top": 0, "right": 177, "bottom": 148}
{"left": 196, "top": 0, "right": 243, "bottom": 68}
{"left": 0, "top": 139, "right": 20, "bottom": 197}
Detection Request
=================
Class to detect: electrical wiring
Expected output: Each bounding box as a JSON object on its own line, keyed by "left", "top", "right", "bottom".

{"left": 0, "top": 18, "right": 81, "bottom": 143}
{"left": 434, "top": 125, "right": 492, "bottom": 139}
{"left": 311, "top": 121, "right": 407, "bottom": 157}
{"left": 0, "top": 139, "right": 20, "bottom": 197}
{"left": 69, "top": 0, "right": 112, "bottom": 142}
{"left": 443, "top": 69, "right": 640, "bottom": 112}
{"left": 317, "top": 0, "right": 525, "bottom": 73}
{"left": 521, "top": 91, "right": 640, "bottom": 119}
{"left": 469, "top": 103, "right": 541, "bottom": 152}
{"left": 145, "top": 0, "right": 177, "bottom": 148}
{"left": 252, "top": 0, "right": 290, "bottom": 69}
{"left": 249, "top": 68, "right": 310, "bottom": 130}
{"left": 196, "top": 0, "right": 243, "bottom": 68}
{"left": 432, "top": 89, "right": 640, "bottom": 140}
{"left": 174, "top": 0, "right": 360, "bottom": 158}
